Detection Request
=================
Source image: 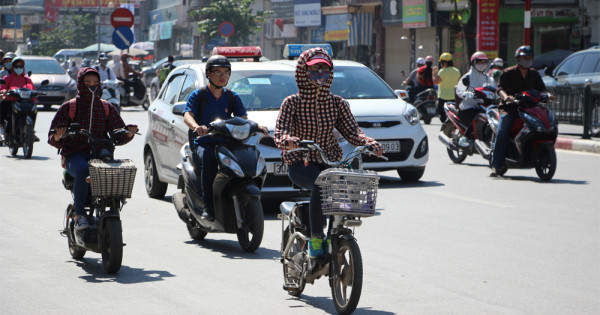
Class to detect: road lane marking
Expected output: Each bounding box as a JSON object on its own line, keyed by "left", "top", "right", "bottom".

{"left": 429, "top": 191, "right": 515, "bottom": 208}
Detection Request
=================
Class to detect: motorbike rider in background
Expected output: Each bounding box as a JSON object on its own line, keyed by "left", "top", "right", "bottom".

{"left": 412, "top": 55, "right": 435, "bottom": 101}
{"left": 0, "top": 51, "right": 15, "bottom": 79}
{"left": 490, "top": 45, "right": 552, "bottom": 177}
{"left": 274, "top": 48, "right": 383, "bottom": 259}
{"left": 433, "top": 52, "right": 461, "bottom": 123}
{"left": 488, "top": 58, "right": 504, "bottom": 84}
{"left": 455, "top": 52, "right": 496, "bottom": 148}
{"left": 404, "top": 57, "right": 424, "bottom": 102}
{"left": 48, "top": 68, "right": 138, "bottom": 230}
{"left": 0, "top": 57, "right": 35, "bottom": 142}
{"left": 95, "top": 53, "right": 116, "bottom": 82}
{"left": 114, "top": 53, "right": 143, "bottom": 100}
{"left": 183, "top": 55, "right": 267, "bottom": 221}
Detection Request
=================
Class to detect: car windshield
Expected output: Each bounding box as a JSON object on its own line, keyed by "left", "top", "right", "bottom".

{"left": 331, "top": 66, "right": 397, "bottom": 99}
{"left": 228, "top": 70, "right": 297, "bottom": 111}
{"left": 25, "top": 60, "right": 66, "bottom": 75}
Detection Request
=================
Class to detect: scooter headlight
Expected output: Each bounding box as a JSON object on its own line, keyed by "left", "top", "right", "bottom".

{"left": 227, "top": 123, "right": 250, "bottom": 140}
{"left": 255, "top": 155, "right": 266, "bottom": 177}
{"left": 404, "top": 104, "right": 419, "bottom": 125}
{"left": 522, "top": 112, "right": 546, "bottom": 133}
{"left": 19, "top": 90, "right": 32, "bottom": 99}
{"left": 218, "top": 152, "right": 245, "bottom": 177}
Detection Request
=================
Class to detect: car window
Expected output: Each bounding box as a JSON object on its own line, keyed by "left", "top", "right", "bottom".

{"left": 331, "top": 66, "right": 397, "bottom": 99}
{"left": 178, "top": 72, "right": 198, "bottom": 103}
{"left": 578, "top": 53, "right": 600, "bottom": 74}
{"left": 555, "top": 54, "right": 584, "bottom": 76}
{"left": 161, "top": 74, "right": 185, "bottom": 105}
{"left": 228, "top": 70, "right": 297, "bottom": 111}
{"left": 24, "top": 59, "right": 66, "bottom": 75}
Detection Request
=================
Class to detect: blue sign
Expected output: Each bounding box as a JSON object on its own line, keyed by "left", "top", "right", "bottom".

{"left": 283, "top": 44, "right": 333, "bottom": 58}
{"left": 112, "top": 26, "right": 134, "bottom": 50}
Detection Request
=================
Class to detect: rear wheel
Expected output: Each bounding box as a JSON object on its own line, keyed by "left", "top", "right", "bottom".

{"left": 65, "top": 205, "right": 86, "bottom": 259}
{"left": 237, "top": 197, "right": 264, "bottom": 252}
{"left": 282, "top": 226, "right": 306, "bottom": 297}
{"left": 330, "top": 238, "right": 363, "bottom": 315}
{"left": 144, "top": 150, "right": 168, "bottom": 199}
{"left": 535, "top": 143, "right": 557, "bottom": 181}
{"left": 590, "top": 105, "right": 600, "bottom": 137}
{"left": 444, "top": 123, "right": 468, "bottom": 164}
{"left": 22, "top": 124, "right": 34, "bottom": 159}
{"left": 101, "top": 218, "right": 123, "bottom": 274}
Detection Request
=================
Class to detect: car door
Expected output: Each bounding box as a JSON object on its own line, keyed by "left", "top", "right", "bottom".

{"left": 168, "top": 69, "right": 201, "bottom": 165}
{"left": 553, "top": 53, "right": 584, "bottom": 88}
{"left": 152, "top": 69, "right": 186, "bottom": 181}
{"left": 575, "top": 53, "right": 600, "bottom": 88}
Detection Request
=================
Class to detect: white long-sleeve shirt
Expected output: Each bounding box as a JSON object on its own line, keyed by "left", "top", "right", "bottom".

{"left": 455, "top": 67, "right": 496, "bottom": 110}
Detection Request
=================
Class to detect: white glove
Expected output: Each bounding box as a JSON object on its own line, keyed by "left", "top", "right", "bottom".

{"left": 464, "top": 91, "right": 474, "bottom": 99}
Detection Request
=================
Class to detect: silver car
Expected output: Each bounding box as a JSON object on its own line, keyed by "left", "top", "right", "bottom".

{"left": 22, "top": 56, "right": 78, "bottom": 110}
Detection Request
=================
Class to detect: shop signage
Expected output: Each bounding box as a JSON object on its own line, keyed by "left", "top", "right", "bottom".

{"left": 325, "top": 14, "right": 349, "bottom": 42}
{"left": 476, "top": 0, "right": 498, "bottom": 53}
{"left": 294, "top": 0, "right": 321, "bottom": 27}
{"left": 402, "top": 0, "right": 427, "bottom": 28}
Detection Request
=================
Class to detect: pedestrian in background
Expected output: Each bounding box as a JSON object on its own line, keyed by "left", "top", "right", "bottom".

{"left": 433, "top": 53, "right": 461, "bottom": 123}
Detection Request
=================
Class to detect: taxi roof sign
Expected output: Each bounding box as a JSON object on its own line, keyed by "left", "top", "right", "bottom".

{"left": 283, "top": 44, "right": 333, "bottom": 59}
{"left": 212, "top": 46, "right": 262, "bottom": 61}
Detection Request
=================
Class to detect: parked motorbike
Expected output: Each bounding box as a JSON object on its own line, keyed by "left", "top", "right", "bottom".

{"left": 438, "top": 85, "right": 498, "bottom": 163}
{"left": 172, "top": 116, "right": 266, "bottom": 252}
{"left": 487, "top": 90, "right": 559, "bottom": 180}
{"left": 412, "top": 88, "right": 438, "bottom": 124}
{"left": 0, "top": 79, "right": 48, "bottom": 158}
{"left": 119, "top": 75, "right": 149, "bottom": 110}
{"left": 279, "top": 141, "right": 387, "bottom": 315}
{"left": 58, "top": 123, "right": 139, "bottom": 274}
{"left": 101, "top": 79, "right": 121, "bottom": 112}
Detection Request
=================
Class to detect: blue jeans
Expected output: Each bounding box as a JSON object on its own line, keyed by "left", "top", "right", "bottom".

{"left": 491, "top": 111, "right": 518, "bottom": 170}
{"left": 195, "top": 142, "right": 219, "bottom": 216}
{"left": 288, "top": 162, "right": 327, "bottom": 237}
{"left": 65, "top": 153, "right": 91, "bottom": 216}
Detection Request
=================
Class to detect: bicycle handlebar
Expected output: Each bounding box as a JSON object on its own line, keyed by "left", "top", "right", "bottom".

{"left": 287, "top": 140, "right": 388, "bottom": 167}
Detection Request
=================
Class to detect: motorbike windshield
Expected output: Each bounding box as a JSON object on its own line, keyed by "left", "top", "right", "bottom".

{"left": 330, "top": 66, "right": 397, "bottom": 100}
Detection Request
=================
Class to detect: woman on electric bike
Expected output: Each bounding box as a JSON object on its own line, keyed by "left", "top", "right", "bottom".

{"left": 0, "top": 56, "right": 34, "bottom": 142}
{"left": 274, "top": 48, "right": 383, "bottom": 259}
{"left": 48, "top": 67, "right": 138, "bottom": 230}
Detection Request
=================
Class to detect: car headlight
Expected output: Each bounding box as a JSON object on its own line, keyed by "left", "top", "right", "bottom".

{"left": 218, "top": 152, "right": 245, "bottom": 177}
{"left": 404, "top": 104, "right": 420, "bottom": 125}
{"left": 522, "top": 112, "right": 546, "bottom": 133}
{"left": 67, "top": 79, "right": 76, "bottom": 89}
{"left": 255, "top": 155, "right": 266, "bottom": 177}
{"left": 227, "top": 123, "right": 250, "bottom": 140}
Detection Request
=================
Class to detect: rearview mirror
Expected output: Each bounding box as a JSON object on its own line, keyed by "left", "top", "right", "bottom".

{"left": 172, "top": 103, "right": 186, "bottom": 115}
{"left": 462, "top": 76, "right": 470, "bottom": 87}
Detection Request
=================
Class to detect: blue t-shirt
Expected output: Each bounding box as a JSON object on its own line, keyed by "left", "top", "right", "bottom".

{"left": 183, "top": 86, "right": 248, "bottom": 145}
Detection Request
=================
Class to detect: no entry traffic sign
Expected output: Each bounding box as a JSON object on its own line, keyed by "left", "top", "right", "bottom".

{"left": 219, "top": 21, "right": 235, "bottom": 38}
{"left": 111, "top": 8, "right": 134, "bottom": 29}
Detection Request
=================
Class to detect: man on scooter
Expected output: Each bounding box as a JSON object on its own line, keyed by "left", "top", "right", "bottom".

{"left": 490, "top": 45, "right": 552, "bottom": 177}
{"left": 183, "top": 55, "right": 267, "bottom": 221}
{"left": 48, "top": 68, "right": 138, "bottom": 230}
{"left": 274, "top": 48, "right": 383, "bottom": 259}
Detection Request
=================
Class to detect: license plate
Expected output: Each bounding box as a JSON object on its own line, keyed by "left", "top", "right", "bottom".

{"left": 267, "top": 162, "right": 288, "bottom": 176}
{"left": 43, "top": 91, "right": 61, "bottom": 96}
{"left": 427, "top": 106, "right": 437, "bottom": 115}
{"left": 379, "top": 140, "right": 400, "bottom": 153}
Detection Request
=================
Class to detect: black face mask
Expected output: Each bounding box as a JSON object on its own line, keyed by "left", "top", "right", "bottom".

{"left": 88, "top": 85, "right": 99, "bottom": 93}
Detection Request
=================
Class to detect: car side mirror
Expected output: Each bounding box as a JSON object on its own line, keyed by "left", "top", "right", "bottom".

{"left": 41, "top": 79, "right": 49, "bottom": 86}
{"left": 544, "top": 67, "right": 553, "bottom": 76}
{"left": 172, "top": 103, "right": 186, "bottom": 115}
{"left": 462, "top": 76, "right": 470, "bottom": 87}
{"left": 394, "top": 89, "right": 409, "bottom": 101}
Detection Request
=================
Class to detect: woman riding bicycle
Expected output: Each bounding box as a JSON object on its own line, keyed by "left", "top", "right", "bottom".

{"left": 274, "top": 48, "right": 383, "bottom": 259}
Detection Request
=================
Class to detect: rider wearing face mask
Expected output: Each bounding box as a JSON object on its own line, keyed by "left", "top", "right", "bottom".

{"left": 48, "top": 67, "right": 138, "bottom": 230}
{"left": 454, "top": 52, "right": 496, "bottom": 147}
{"left": 0, "top": 57, "right": 35, "bottom": 141}
{"left": 0, "top": 52, "right": 16, "bottom": 79}
{"left": 275, "top": 48, "right": 383, "bottom": 259}
{"left": 490, "top": 45, "right": 552, "bottom": 176}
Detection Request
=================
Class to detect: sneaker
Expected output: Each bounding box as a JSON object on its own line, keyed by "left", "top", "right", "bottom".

{"left": 458, "top": 136, "right": 472, "bottom": 148}
{"left": 323, "top": 237, "right": 331, "bottom": 254}
{"left": 0, "top": 126, "right": 5, "bottom": 142}
{"left": 75, "top": 216, "right": 89, "bottom": 231}
{"left": 201, "top": 209, "right": 215, "bottom": 222}
{"left": 308, "top": 237, "right": 324, "bottom": 258}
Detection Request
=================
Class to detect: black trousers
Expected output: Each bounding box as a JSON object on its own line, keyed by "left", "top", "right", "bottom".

{"left": 458, "top": 108, "right": 479, "bottom": 138}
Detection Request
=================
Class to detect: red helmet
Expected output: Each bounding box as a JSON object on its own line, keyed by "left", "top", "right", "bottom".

{"left": 470, "top": 51, "right": 489, "bottom": 63}
{"left": 425, "top": 55, "right": 434, "bottom": 63}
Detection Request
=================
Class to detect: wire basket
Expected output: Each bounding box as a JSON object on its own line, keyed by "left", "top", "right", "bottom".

{"left": 315, "top": 168, "right": 379, "bottom": 217}
{"left": 88, "top": 159, "right": 137, "bottom": 198}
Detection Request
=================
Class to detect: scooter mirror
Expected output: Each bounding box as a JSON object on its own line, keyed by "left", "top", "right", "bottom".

{"left": 462, "top": 76, "right": 470, "bottom": 87}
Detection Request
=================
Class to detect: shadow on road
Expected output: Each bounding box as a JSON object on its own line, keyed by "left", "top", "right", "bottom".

{"left": 71, "top": 258, "right": 175, "bottom": 283}
{"left": 183, "top": 239, "right": 280, "bottom": 260}
{"left": 287, "top": 295, "right": 395, "bottom": 314}
{"left": 379, "top": 175, "right": 444, "bottom": 189}
{"left": 491, "top": 174, "right": 588, "bottom": 185}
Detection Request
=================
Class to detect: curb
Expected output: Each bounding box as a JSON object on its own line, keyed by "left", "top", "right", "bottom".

{"left": 555, "top": 137, "right": 600, "bottom": 154}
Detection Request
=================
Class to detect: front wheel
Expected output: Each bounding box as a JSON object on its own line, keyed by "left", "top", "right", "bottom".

{"left": 330, "top": 238, "right": 363, "bottom": 315}
{"left": 535, "top": 143, "right": 557, "bottom": 181}
{"left": 443, "top": 123, "right": 468, "bottom": 164}
{"left": 237, "top": 197, "right": 264, "bottom": 252}
{"left": 22, "top": 124, "right": 34, "bottom": 159}
{"left": 101, "top": 218, "right": 123, "bottom": 274}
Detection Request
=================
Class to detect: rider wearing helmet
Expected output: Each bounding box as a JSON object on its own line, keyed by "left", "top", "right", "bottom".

{"left": 94, "top": 53, "right": 116, "bottom": 82}
{"left": 490, "top": 45, "right": 551, "bottom": 176}
{"left": 404, "top": 57, "right": 425, "bottom": 102}
{"left": 433, "top": 52, "right": 461, "bottom": 122}
{"left": 488, "top": 57, "right": 504, "bottom": 82}
{"left": 455, "top": 52, "right": 496, "bottom": 148}
{"left": 114, "top": 53, "right": 143, "bottom": 99}
{"left": 0, "top": 52, "right": 16, "bottom": 79}
{"left": 182, "top": 55, "right": 266, "bottom": 221}
{"left": 0, "top": 56, "right": 36, "bottom": 142}
{"left": 410, "top": 55, "right": 435, "bottom": 103}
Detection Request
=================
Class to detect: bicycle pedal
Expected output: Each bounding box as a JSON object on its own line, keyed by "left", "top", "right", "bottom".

{"left": 282, "top": 284, "right": 298, "bottom": 291}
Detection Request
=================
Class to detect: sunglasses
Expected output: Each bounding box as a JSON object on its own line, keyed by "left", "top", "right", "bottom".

{"left": 12, "top": 65, "right": 24, "bottom": 69}
{"left": 307, "top": 64, "right": 331, "bottom": 72}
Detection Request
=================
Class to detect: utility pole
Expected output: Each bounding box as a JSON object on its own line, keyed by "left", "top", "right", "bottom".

{"left": 524, "top": 0, "right": 531, "bottom": 45}
{"left": 13, "top": 0, "right": 17, "bottom": 51}
{"left": 97, "top": 0, "right": 101, "bottom": 58}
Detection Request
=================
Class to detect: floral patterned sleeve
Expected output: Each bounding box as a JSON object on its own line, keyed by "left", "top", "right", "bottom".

{"left": 335, "top": 97, "right": 382, "bottom": 151}
{"left": 274, "top": 95, "right": 299, "bottom": 149}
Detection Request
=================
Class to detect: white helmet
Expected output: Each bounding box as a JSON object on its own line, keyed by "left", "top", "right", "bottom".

{"left": 416, "top": 57, "right": 425, "bottom": 66}
{"left": 492, "top": 58, "right": 504, "bottom": 68}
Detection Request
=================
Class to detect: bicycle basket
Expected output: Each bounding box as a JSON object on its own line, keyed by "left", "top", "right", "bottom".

{"left": 88, "top": 159, "right": 137, "bottom": 198}
{"left": 315, "top": 168, "right": 379, "bottom": 217}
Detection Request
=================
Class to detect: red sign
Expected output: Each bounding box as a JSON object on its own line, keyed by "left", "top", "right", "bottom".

{"left": 111, "top": 8, "right": 134, "bottom": 28}
{"left": 45, "top": 0, "right": 59, "bottom": 23}
{"left": 219, "top": 21, "right": 235, "bottom": 38}
{"left": 212, "top": 46, "right": 262, "bottom": 58}
{"left": 477, "top": 0, "right": 499, "bottom": 53}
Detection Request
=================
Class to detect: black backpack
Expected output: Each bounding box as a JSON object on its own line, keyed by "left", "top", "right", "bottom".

{"left": 94, "top": 65, "right": 111, "bottom": 78}
{"left": 188, "top": 86, "right": 236, "bottom": 149}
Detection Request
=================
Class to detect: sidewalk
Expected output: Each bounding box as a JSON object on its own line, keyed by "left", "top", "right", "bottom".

{"left": 555, "top": 123, "right": 600, "bottom": 154}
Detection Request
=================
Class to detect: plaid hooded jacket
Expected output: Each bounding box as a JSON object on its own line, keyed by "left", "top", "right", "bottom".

{"left": 274, "top": 48, "right": 381, "bottom": 165}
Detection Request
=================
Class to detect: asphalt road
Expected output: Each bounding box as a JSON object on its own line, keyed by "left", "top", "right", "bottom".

{"left": 1, "top": 109, "right": 599, "bottom": 314}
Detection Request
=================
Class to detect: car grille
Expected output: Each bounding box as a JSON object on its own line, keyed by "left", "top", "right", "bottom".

{"left": 363, "top": 139, "right": 414, "bottom": 162}
{"left": 358, "top": 121, "right": 401, "bottom": 128}
{"left": 38, "top": 96, "right": 66, "bottom": 104}
{"left": 264, "top": 173, "right": 294, "bottom": 187}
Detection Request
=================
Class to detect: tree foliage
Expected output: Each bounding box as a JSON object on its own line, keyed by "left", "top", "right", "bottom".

{"left": 190, "top": 0, "right": 271, "bottom": 46}
{"left": 31, "top": 13, "right": 97, "bottom": 56}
